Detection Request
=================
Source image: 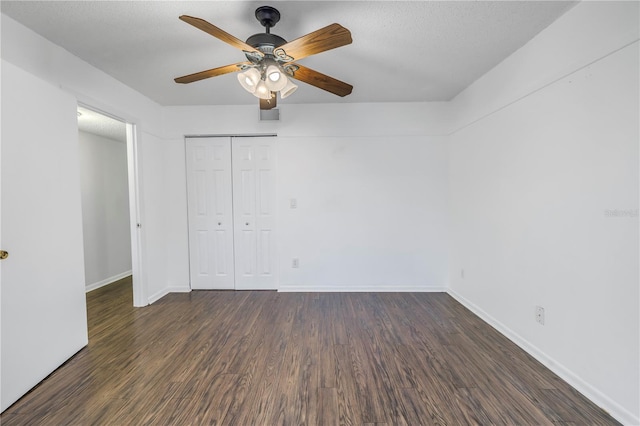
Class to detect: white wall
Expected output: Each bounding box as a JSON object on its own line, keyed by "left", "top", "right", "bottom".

{"left": 78, "top": 130, "right": 132, "bottom": 290}
{"left": 452, "top": 1, "right": 640, "bottom": 132}
{"left": 163, "top": 102, "right": 451, "bottom": 292}
{"left": 277, "top": 135, "right": 448, "bottom": 291}
{"left": 138, "top": 133, "right": 189, "bottom": 302}
{"left": 448, "top": 2, "right": 639, "bottom": 424}
{"left": 2, "top": 14, "right": 167, "bottom": 306}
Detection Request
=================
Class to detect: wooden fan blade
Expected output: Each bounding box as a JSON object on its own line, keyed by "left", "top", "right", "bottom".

{"left": 276, "top": 23, "right": 351, "bottom": 61}
{"left": 174, "top": 62, "right": 249, "bottom": 84}
{"left": 260, "top": 93, "right": 278, "bottom": 110}
{"left": 289, "top": 65, "right": 353, "bottom": 97}
{"left": 179, "top": 15, "right": 259, "bottom": 54}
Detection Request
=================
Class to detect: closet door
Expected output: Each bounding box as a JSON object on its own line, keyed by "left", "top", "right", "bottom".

{"left": 186, "top": 137, "right": 235, "bottom": 289}
{"left": 232, "top": 137, "right": 277, "bottom": 290}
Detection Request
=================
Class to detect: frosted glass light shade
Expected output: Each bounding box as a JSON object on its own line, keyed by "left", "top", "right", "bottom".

{"left": 264, "top": 65, "right": 288, "bottom": 92}
{"left": 280, "top": 79, "right": 298, "bottom": 99}
{"left": 237, "top": 68, "right": 261, "bottom": 93}
{"left": 253, "top": 80, "right": 272, "bottom": 100}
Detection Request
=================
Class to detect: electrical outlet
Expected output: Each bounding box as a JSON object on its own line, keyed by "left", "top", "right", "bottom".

{"left": 292, "top": 258, "right": 299, "bottom": 268}
{"left": 461, "top": 269, "right": 465, "bottom": 279}
{"left": 535, "top": 306, "right": 545, "bottom": 325}
{"left": 290, "top": 198, "right": 297, "bottom": 209}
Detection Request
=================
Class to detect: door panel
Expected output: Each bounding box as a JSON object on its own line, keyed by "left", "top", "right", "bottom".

{"left": 1, "top": 61, "right": 88, "bottom": 411}
{"left": 232, "top": 137, "right": 277, "bottom": 290}
{"left": 186, "top": 137, "right": 235, "bottom": 289}
{"left": 259, "top": 230, "right": 273, "bottom": 275}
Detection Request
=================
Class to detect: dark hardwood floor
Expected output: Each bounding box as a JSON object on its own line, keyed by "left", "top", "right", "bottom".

{"left": 1, "top": 277, "right": 619, "bottom": 425}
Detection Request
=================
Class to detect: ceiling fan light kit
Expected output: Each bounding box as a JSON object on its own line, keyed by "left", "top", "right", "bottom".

{"left": 254, "top": 80, "right": 272, "bottom": 100}
{"left": 237, "top": 68, "right": 261, "bottom": 93}
{"left": 175, "top": 5, "right": 353, "bottom": 110}
{"left": 280, "top": 79, "right": 298, "bottom": 99}
{"left": 265, "top": 64, "right": 288, "bottom": 91}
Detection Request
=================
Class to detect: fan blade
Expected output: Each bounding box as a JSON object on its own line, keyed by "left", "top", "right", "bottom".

{"left": 289, "top": 65, "right": 353, "bottom": 97}
{"left": 260, "top": 93, "right": 278, "bottom": 110}
{"left": 179, "top": 15, "right": 259, "bottom": 54}
{"left": 174, "top": 62, "right": 249, "bottom": 84}
{"left": 275, "top": 23, "right": 351, "bottom": 61}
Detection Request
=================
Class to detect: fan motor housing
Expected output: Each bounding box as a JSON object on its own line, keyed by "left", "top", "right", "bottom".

{"left": 246, "top": 33, "right": 287, "bottom": 51}
{"left": 246, "top": 6, "right": 286, "bottom": 57}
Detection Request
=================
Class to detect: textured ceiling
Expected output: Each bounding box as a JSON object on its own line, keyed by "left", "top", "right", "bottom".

{"left": 2, "top": 1, "right": 576, "bottom": 107}
{"left": 77, "top": 107, "right": 127, "bottom": 143}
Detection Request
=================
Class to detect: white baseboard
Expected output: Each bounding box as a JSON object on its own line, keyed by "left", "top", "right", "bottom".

{"left": 148, "top": 286, "right": 190, "bottom": 304}
{"left": 168, "top": 286, "right": 191, "bottom": 293}
{"left": 85, "top": 270, "right": 132, "bottom": 293}
{"left": 447, "top": 289, "right": 639, "bottom": 426}
{"left": 148, "top": 288, "right": 169, "bottom": 304}
{"left": 278, "top": 284, "right": 447, "bottom": 292}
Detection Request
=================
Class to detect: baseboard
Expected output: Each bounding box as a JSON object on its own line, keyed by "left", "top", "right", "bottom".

{"left": 85, "top": 270, "right": 132, "bottom": 293}
{"left": 148, "top": 286, "right": 190, "bottom": 304}
{"left": 148, "top": 288, "right": 169, "bottom": 304}
{"left": 168, "top": 286, "right": 191, "bottom": 294}
{"left": 447, "top": 289, "right": 639, "bottom": 426}
{"left": 278, "top": 284, "right": 447, "bottom": 292}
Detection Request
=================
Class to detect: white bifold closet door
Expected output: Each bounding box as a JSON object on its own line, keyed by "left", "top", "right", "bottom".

{"left": 186, "top": 137, "right": 235, "bottom": 289}
{"left": 231, "top": 137, "right": 277, "bottom": 290}
{"left": 186, "top": 136, "right": 276, "bottom": 290}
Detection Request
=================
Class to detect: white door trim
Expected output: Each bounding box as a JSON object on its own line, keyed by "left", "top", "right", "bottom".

{"left": 126, "top": 123, "right": 148, "bottom": 306}
{"left": 77, "top": 102, "right": 147, "bottom": 306}
{"left": 184, "top": 134, "right": 278, "bottom": 291}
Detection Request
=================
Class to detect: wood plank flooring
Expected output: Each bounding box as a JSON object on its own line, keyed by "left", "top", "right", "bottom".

{"left": 1, "top": 277, "right": 619, "bottom": 425}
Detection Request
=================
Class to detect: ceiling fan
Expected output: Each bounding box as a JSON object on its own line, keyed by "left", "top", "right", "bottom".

{"left": 174, "top": 6, "right": 353, "bottom": 110}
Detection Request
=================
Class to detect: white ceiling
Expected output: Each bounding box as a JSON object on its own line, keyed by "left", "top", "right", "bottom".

{"left": 77, "top": 106, "right": 127, "bottom": 142}
{"left": 2, "top": 1, "right": 576, "bottom": 107}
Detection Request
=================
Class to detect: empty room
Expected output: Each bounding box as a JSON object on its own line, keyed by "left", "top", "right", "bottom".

{"left": 1, "top": 1, "right": 638, "bottom": 424}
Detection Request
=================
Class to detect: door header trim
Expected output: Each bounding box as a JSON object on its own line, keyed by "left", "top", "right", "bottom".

{"left": 184, "top": 134, "right": 277, "bottom": 139}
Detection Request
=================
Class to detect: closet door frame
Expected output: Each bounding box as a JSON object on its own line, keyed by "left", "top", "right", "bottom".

{"left": 185, "top": 135, "right": 277, "bottom": 290}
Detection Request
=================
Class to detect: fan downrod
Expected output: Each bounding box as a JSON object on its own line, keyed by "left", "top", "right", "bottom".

{"left": 255, "top": 6, "right": 280, "bottom": 33}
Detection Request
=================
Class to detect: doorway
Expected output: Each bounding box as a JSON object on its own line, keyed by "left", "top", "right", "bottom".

{"left": 77, "top": 105, "right": 144, "bottom": 305}
{"left": 185, "top": 136, "right": 277, "bottom": 290}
